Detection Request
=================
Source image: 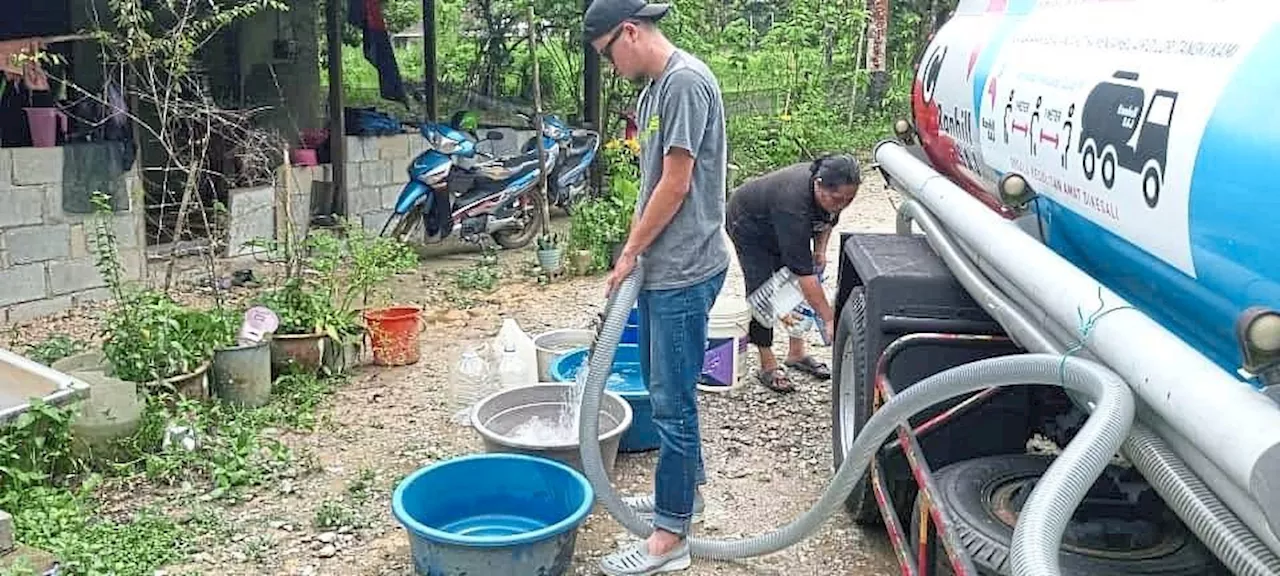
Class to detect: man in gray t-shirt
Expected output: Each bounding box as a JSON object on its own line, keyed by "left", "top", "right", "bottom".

{"left": 586, "top": 0, "right": 730, "bottom": 574}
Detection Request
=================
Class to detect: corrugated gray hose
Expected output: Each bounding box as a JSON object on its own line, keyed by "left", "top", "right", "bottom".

{"left": 900, "top": 197, "right": 1280, "bottom": 575}
{"left": 578, "top": 263, "right": 1135, "bottom": 573}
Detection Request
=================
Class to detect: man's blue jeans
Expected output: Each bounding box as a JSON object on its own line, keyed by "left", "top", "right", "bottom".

{"left": 636, "top": 268, "right": 726, "bottom": 538}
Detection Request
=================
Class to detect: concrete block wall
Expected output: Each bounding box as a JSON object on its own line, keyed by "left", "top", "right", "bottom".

{"left": 221, "top": 164, "right": 324, "bottom": 257}
{"left": 343, "top": 134, "right": 423, "bottom": 232}
{"left": 0, "top": 147, "right": 146, "bottom": 325}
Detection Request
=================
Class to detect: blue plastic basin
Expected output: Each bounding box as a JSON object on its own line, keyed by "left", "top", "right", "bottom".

{"left": 550, "top": 344, "right": 659, "bottom": 452}
{"left": 392, "top": 453, "right": 593, "bottom": 575}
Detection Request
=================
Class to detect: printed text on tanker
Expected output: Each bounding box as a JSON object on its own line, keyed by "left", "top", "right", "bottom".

{"left": 1009, "top": 156, "right": 1119, "bottom": 221}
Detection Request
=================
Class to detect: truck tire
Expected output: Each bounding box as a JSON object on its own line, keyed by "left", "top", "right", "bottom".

{"left": 911, "top": 454, "right": 1227, "bottom": 576}
{"left": 831, "top": 286, "right": 888, "bottom": 525}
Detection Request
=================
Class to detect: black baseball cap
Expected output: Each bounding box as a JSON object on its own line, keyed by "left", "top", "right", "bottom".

{"left": 583, "top": 0, "right": 671, "bottom": 43}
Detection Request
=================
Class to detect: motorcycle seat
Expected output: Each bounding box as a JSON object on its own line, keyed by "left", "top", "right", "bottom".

{"left": 474, "top": 149, "right": 547, "bottom": 182}
{"left": 566, "top": 134, "right": 599, "bottom": 157}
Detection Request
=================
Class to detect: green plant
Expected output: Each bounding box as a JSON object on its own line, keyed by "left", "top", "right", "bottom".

{"left": 339, "top": 217, "right": 419, "bottom": 309}
{"left": 450, "top": 248, "right": 501, "bottom": 292}
{"left": 536, "top": 232, "right": 562, "bottom": 251}
{"left": 25, "top": 335, "right": 87, "bottom": 366}
{"left": 313, "top": 496, "right": 364, "bottom": 530}
{"left": 0, "top": 400, "right": 81, "bottom": 494}
{"left": 99, "top": 290, "right": 213, "bottom": 384}
{"left": 88, "top": 192, "right": 213, "bottom": 384}
{"left": 347, "top": 468, "right": 377, "bottom": 503}
{"left": 568, "top": 195, "right": 632, "bottom": 273}
{"left": 254, "top": 278, "right": 335, "bottom": 336}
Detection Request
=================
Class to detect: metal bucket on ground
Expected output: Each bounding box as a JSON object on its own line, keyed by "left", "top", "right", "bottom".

{"left": 532, "top": 329, "right": 594, "bottom": 382}
{"left": 211, "top": 340, "right": 273, "bottom": 408}
{"left": 470, "top": 383, "right": 632, "bottom": 477}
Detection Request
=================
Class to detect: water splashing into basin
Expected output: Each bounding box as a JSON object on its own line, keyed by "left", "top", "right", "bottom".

{"left": 506, "top": 361, "right": 593, "bottom": 445}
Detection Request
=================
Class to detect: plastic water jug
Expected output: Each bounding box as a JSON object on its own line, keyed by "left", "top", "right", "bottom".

{"left": 492, "top": 318, "right": 538, "bottom": 386}
{"left": 497, "top": 342, "right": 528, "bottom": 390}
{"left": 451, "top": 346, "right": 494, "bottom": 425}
{"left": 748, "top": 267, "right": 831, "bottom": 345}
{"left": 747, "top": 268, "right": 806, "bottom": 328}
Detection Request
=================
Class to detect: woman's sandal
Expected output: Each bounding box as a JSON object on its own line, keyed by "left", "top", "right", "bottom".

{"left": 757, "top": 367, "right": 796, "bottom": 393}
{"left": 785, "top": 356, "right": 831, "bottom": 380}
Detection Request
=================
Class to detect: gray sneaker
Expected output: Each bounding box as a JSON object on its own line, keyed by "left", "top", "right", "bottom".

{"left": 599, "top": 538, "right": 691, "bottom": 575}
{"left": 621, "top": 492, "right": 705, "bottom": 518}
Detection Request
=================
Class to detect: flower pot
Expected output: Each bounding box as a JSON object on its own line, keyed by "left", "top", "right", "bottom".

{"left": 291, "top": 148, "right": 318, "bottom": 166}
{"left": 570, "top": 249, "right": 593, "bottom": 276}
{"left": 212, "top": 340, "right": 273, "bottom": 408}
{"left": 363, "top": 306, "right": 423, "bottom": 366}
{"left": 270, "top": 332, "right": 326, "bottom": 375}
{"left": 323, "top": 327, "right": 366, "bottom": 375}
{"left": 537, "top": 248, "right": 562, "bottom": 274}
{"left": 161, "top": 361, "right": 211, "bottom": 400}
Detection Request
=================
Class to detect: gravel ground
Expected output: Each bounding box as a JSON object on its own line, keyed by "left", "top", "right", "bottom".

{"left": 2, "top": 169, "right": 905, "bottom": 575}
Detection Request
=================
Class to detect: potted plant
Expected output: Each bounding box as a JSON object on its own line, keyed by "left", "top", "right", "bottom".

{"left": 255, "top": 278, "right": 331, "bottom": 376}
{"left": 98, "top": 289, "right": 215, "bottom": 399}
{"left": 86, "top": 192, "right": 213, "bottom": 399}
{"left": 337, "top": 219, "right": 420, "bottom": 367}
{"left": 536, "top": 233, "right": 563, "bottom": 275}
{"left": 246, "top": 226, "right": 345, "bottom": 376}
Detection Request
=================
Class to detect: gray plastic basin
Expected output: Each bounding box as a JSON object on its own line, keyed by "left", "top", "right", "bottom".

{"left": 470, "top": 383, "right": 632, "bottom": 477}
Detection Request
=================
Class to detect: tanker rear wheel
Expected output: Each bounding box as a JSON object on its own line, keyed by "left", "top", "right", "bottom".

{"left": 1101, "top": 146, "right": 1117, "bottom": 189}
{"left": 1142, "top": 162, "right": 1162, "bottom": 208}
{"left": 832, "top": 287, "right": 912, "bottom": 525}
{"left": 910, "top": 454, "right": 1228, "bottom": 576}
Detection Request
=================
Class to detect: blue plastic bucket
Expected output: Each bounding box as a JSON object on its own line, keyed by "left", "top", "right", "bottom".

{"left": 550, "top": 344, "right": 659, "bottom": 452}
{"left": 392, "top": 453, "right": 593, "bottom": 576}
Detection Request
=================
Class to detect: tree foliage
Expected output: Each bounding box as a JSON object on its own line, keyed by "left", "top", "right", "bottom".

{"left": 342, "top": 0, "right": 954, "bottom": 179}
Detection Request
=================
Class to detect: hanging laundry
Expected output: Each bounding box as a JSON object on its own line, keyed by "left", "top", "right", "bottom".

{"left": 0, "top": 38, "right": 50, "bottom": 92}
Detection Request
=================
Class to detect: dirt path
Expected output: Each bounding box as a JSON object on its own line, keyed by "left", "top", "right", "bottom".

{"left": 3, "top": 169, "right": 905, "bottom": 576}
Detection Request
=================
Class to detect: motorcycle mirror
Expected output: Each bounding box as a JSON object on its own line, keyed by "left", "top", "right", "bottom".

{"left": 485, "top": 130, "right": 505, "bottom": 141}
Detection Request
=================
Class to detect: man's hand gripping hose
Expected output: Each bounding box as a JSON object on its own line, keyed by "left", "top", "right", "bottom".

{"left": 577, "top": 261, "right": 1136, "bottom": 576}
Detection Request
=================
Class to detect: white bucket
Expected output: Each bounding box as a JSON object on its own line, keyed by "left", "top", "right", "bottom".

{"left": 699, "top": 295, "right": 752, "bottom": 393}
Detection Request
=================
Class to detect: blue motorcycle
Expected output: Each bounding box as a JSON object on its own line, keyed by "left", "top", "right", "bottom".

{"left": 513, "top": 112, "right": 600, "bottom": 214}
{"left": 380, "top": 119, "right": 563, "bottom": 249}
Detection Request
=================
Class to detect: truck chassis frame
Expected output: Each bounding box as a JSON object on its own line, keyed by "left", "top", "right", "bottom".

{"left": 869, "top": 332, "right": 1011, "bottom": 576}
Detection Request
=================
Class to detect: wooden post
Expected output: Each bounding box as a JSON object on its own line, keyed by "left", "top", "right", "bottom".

{"left": 527, "top": 5, "right": 551, "bottom": 234}
{"left": 583, "top": 0, "right": 604, "bottom": 193}
{"left": 422, "top": 0, "right": 438, "bottom": 120}
{"left": 327, "top": 0, "right": 347, "bottom": 218}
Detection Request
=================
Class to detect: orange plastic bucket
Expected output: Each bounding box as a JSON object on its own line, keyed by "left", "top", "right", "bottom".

{"left": 363, "top": 306, "right": 423, "bottom": 366}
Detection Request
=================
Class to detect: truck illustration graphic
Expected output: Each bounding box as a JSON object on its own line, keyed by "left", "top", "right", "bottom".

{"left": 1076, "top": 70, "right": 1178, "bottom": 208}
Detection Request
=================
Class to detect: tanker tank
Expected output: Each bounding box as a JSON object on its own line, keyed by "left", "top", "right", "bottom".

{"left": 911, "top": 0, "right": 1280, "bottom": 377}
{"left": 897, "top": 0, "right": 1280, "bottom": 550}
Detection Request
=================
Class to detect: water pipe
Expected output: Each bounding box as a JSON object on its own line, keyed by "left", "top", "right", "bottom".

{"left": 899, "top": 196, "right": 1280, "bottom": 574}
{"left": 578, "top": 260, "right": 1135, "bottom": 576}
{"left": 876, "top": 141, "right": 1280, "bottom": 537}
